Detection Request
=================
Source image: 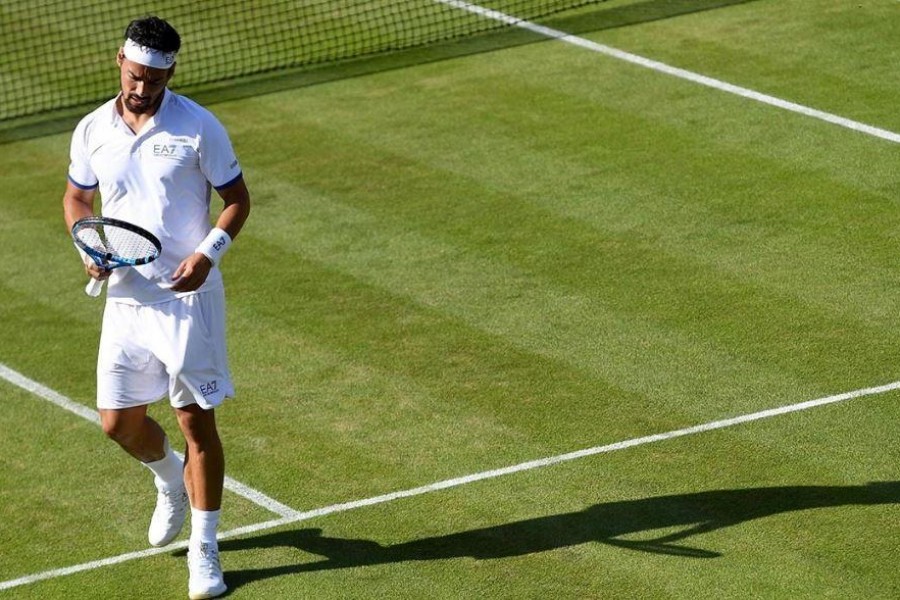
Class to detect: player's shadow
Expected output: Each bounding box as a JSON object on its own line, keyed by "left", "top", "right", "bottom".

{"left": 221, "top": 481, "right": 899, "bottom": 591}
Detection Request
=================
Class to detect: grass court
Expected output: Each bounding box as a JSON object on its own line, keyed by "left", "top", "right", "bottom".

{"left": 1, "top": 1, "right": 898, "bottom": 598}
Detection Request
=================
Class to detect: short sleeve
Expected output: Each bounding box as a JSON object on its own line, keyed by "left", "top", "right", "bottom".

{"left": 199, "top": 113, "right": 242, "bottom": 191}
{"left": 67, "top": 117, "right": 99, "bottom": 190}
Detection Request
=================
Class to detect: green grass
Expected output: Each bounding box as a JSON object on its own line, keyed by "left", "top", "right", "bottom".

{"left": 1, "top": 0, "right": 898, "bottom": 598}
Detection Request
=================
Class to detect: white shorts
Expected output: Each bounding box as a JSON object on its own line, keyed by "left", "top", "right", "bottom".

{"left": 97, "top": 290, "right": 234, "bottom": 410}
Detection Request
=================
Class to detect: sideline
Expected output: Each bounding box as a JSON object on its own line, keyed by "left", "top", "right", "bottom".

{"left": 0, "top": 363, "right": 300, "bottom": 519}
{"left": 436, "top": 0, "right": 900, "bottom": 144}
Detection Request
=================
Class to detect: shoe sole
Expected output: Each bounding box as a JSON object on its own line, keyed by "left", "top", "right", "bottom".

{"left": 188, "top": 583, "right": 227, "bottom": 599}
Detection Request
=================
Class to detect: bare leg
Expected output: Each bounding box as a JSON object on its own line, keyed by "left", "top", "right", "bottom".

{"left": 100, "top": 405, "right": 167, "bottom": 463}
{"left": 179, "top": 404, "right": 227, "bottom": 598}
{"left": 175, "top": 404, "right": 224, "bottom": 510}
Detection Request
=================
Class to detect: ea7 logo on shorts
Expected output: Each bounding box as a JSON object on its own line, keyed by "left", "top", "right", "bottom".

{"left": 200, "top": 380, "right": 218, "bottom": 397}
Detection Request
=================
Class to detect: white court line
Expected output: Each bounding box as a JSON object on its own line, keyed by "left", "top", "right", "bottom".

{"left": 0, "top": 363, "right": 300, "bottom": 519}
{"left": 3, "top": 376, "right": 899, "bottom": 591}
{"left": 435, "top": 0, "right": 900, "bottom": 144}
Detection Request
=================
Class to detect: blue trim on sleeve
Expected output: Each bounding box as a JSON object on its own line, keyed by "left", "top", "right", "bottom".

{"left": 67, "top": 175, "right": 98, "bottom": 190}
{"left": 214, "top": 172, "right": 243, "bottom": 191}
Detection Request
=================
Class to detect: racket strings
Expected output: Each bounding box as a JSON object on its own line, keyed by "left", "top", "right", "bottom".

{"left": 77, "top": 225, "right": 158, "bottom": 261}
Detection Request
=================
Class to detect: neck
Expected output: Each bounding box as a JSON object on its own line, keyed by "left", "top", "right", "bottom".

{"left": 117, "top": 91, "right": 165, "bottom": 133}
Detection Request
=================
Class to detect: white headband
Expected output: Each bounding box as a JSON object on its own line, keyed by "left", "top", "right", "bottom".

{"left": 122, "top": 38, "right": 177, "bottom": 69}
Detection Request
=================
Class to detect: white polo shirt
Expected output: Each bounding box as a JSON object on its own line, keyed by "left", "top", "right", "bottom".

{"left": 68, "top": 89, "right": 242, "bottom": 305}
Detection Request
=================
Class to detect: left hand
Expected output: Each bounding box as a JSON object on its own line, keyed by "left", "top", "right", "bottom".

{"left": 171, "top": 252, "right": 213, "bottom": 292}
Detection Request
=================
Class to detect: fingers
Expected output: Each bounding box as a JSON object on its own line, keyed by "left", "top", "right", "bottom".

{"left": 172, "top": 262, "right": 186, "bottom": 281}
{"left": 77, "top": 247, "right": 109, "bottom": 280}
{"left": 170, "top": 262, "right": 192, "bottom": 292}
{"left": 85, "top": 261, "right": 111, "bottom": 280}
{"left": 170, "top": 253, "right": 212, "bottom": 292}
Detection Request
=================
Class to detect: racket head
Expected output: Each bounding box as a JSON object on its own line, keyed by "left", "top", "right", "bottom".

{"left": 72, "top": 216, "right": 162, "bottom": 267}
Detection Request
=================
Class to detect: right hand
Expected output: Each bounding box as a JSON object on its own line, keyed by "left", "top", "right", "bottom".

{"left": 81, "top": 254, "right": 111, "bottom": 281}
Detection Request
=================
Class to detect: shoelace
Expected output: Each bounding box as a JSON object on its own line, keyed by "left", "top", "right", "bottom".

{"left": 191, "top": 544, "right": 222, "bottom": 576}
{"left": 158, "top": 488, "right": 187, "bottom": 509}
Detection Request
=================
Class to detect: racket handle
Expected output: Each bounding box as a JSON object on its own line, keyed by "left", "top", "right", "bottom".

{"left": 85, "top": 277, "right": 104, "bottom": 297}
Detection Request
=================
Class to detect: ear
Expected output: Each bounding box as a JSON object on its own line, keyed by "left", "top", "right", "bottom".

{"left": 116, "top": 49, "right": 124, "bottom": 67}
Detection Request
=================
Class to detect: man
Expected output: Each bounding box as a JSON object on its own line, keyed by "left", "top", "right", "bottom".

{"left": 62, "top": 16, "right": 250, "bottom": 600}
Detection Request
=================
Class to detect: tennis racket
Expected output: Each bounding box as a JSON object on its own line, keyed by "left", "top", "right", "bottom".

{"left": 71, "top": 216, "right": 162, "bottom": 297}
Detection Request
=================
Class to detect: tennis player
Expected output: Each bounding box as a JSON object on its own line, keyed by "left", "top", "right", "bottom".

{"left": 62, "top": 16, "right": 250, "bottom": 600}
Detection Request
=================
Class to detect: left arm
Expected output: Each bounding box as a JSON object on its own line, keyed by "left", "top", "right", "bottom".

{"left": 171, "top": 177, "right": 251, "bottom": 292}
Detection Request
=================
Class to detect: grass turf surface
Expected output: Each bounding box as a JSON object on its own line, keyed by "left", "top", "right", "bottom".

{"left": 1, "top": 1, "right": 898, "bottom": 598}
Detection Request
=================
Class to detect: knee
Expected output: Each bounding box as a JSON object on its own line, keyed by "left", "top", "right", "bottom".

{"left": 176, "top": 406, "right": 220, "bottom": 450}
{"left": 101, "top": 413, "right": 140, "bottom": 447}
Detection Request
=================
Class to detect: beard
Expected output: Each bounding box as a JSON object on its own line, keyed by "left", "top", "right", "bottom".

{"left": 123, "top": 94, "right": 154, "bottom": 114}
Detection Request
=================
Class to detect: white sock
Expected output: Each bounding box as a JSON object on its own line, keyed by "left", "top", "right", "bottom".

{"left": 190, "top": 507, "right": 221, "bottom": 548}
{"left": 142, "top": 438, "right": 184, "bottom": 492}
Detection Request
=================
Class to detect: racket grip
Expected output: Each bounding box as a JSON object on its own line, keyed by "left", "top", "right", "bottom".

{"left": 85, "top": 277, "right": 104, "bottom": 297}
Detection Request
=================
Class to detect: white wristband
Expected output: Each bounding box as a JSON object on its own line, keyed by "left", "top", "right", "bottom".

{"left": 195, "top": 228, "right": 232, "bottom": 266}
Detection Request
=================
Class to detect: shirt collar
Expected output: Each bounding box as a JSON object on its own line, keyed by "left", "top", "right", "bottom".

{"left": 109, "top": 88, "right": 173, "bottom": 132}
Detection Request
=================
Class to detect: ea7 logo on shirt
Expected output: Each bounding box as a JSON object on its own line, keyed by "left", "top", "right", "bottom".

{"left": 200, "top": 380, "right": 219, "bottom": 397}
{"left": 152, "top": 144, "right": 179, "bottom": 158}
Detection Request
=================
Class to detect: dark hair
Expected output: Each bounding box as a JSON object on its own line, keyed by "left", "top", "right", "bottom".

{"left": 124, "top": 16, "right": 180, "bottom": 53}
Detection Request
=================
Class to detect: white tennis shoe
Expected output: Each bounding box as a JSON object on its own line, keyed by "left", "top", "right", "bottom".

{"left": 148, "top": 486, "right": 189, "bottom": 547}
{"left": 188, "top": 542, "right": 227, "bottom": 600}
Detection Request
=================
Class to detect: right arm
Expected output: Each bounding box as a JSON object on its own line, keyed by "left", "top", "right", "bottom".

{"left": 63, "top": 181, "right": 96, "bottom": 231}
{"left": 63, "top": 182, "right": 108, "bottom": 281}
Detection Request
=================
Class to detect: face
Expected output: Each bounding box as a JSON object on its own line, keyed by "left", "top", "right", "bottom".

{"left": 116, "top": 52, "right": 174, "bottom": 115}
